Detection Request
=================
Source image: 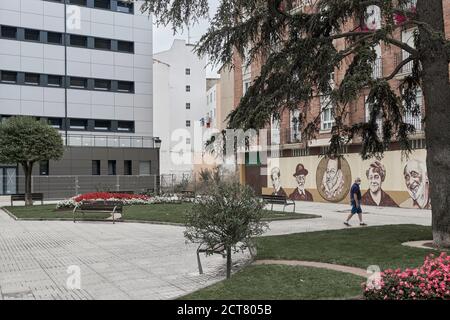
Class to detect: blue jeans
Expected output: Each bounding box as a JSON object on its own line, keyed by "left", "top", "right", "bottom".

{"left": 351, "top": 201, "right": 362, "bottom": 215}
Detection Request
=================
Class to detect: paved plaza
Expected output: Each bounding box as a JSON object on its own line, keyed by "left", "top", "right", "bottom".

{"left": 0, "top": 200, "right": 431, "bottom": 300}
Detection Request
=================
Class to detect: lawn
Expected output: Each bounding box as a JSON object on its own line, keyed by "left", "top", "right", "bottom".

{"left": 255, "top": 224, "right": 439, "bottom": 270}
{"left": 183, "top": 225, "right": 445, "bottom": 300}
{"left": 181, "top": 265, "right": 364, "bottom": 300}
{"left": 2, "top": 203, "right": 320, "bottom": 224}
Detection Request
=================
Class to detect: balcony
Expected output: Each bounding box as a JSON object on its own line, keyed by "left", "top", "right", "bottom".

{"left": 372, "top": 58, "right": 383, "bottom": 79}
{"left": 404, "top": 114, "right": 423, "bottom": 132}
{"left": 394, "top": 53, "right": 414, "bottom": 75}
{"left": 62, "top": 134, "right": 159, "bottom": 149}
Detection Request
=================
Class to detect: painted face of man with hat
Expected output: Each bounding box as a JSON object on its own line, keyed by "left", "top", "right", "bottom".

{"left": 294, "top": 164, "right": 308, "bottom": 192}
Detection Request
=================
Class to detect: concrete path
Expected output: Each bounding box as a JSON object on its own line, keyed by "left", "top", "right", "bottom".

{"left": 0, "top": 199, "right": 431, "bottom": 300}
{"left": 265, "top": 201, "right": 431, "bottom": 236}
{"left": 254, "top": 260, "right": 367, "bottom": 278}
{"left": 0, "top": 207, "right": 250, "bottom": 300}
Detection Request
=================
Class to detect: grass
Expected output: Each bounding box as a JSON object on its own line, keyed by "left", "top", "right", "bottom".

{"left": 255, "top": 224, "right": 440, "bottom": 270}
{"left": 181, "top": 265, "right": 364, "bottom": 300}
{"left": 2, "top": 203, "right": 320, "bottom": 224}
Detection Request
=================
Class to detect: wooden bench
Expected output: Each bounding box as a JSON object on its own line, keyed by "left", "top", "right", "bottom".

{"left": 110, "top": 191, "right": 134, "bottom": 195}
{"left": 262, "top": 195, "right": 296, "bottom": 212}
{"left": 180, "top": 189, "right": 196, "bottom": 199}
{"left": 10, "top": 193, "right": 44, "bottom": 206}
{"left": 73, "top": 201, "right": 123, "bottom": 224}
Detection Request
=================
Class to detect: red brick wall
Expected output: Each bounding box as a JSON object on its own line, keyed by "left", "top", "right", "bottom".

{"left": 232, "top": 2, "right": 448, "bottom": 143}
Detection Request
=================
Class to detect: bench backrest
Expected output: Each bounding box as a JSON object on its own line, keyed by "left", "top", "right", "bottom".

{"left": 78, "top": 201, "right": 123, "bottom": 212}
{"left": 262, "top": 195, "right": 288, "bottom": 203}
{"left": 11, "top": 193, "right": 44, "bottom": 200}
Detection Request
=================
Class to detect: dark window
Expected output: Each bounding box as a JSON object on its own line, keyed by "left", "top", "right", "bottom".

{"left": 48, "top": 118, "right": 62, "bottom": 129}
{"left": 94, "top": 120, "right": 110, "bottom": 131}
{"left": 24, "top": 29, "right": 40, "bottom": 41}
{"left": 94, "top": 79, "right": 111, "bottom": 91}
{"left": 69, "top": 0, "right": 87, "bottom": 5}
{"left": 124, "top": 160, "right": 132, "bottom": 175}
{"left": 39, "top": 161, "right": 49, "bottom": 176}
{"left": 1, "top": 71, "right": 18, "bottom": 83}
{"left": 186, "top": 120, "right": 191, "bottom": 127}
{"left": 117, "top": 0, "right": 133, "bottom": 13}
{"left": 94, "top": 0, "right": 110, "bottom": 9}
{"left": 108, "top": 160, "right": 116, "bottom": 175}
{"left": 117, "top": 121, "right": 134, "bottom": 132}
{"left": 70, "top": 34, "right": 88, "bottom": 47}
{"left": 47, "top": 32, "right": 62, "bottom": 44}
{"left": 47, "top": 75, "right": 63, "bottom": 87}
{"left": 24, "top": 73, "right": 40, "bottom": 85}
{"left": 70, "top": 77, "right": 87, "bottom": 89}
{"left": 117, "top": 81, "right": 134, "bottom": 93}
{"left": 186, "top": 85, "right": 191, "bottom": 92}
{"left": 92, "top": 160, "right": 101, "bottom": 175}
{"left": 70, "top": 118, "right": 87, "bottom": 130}
{"left": 1, "top": 26, "right": 17, "bottom": 39}
{"left": 117, "top": 41, "right": 134, "bottom": 53}
{"left": 94, "top": 38, "right": 111, "bottom": 50}
{"left": 186, "top": 103, "right": 191, "bottom": 110}
{"left": 186, "top": 68, "right": 191, "bottom": 75}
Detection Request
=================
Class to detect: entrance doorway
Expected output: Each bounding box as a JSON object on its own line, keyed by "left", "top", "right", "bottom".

{"left": 0, "top": 167, "right": 17, "bottom": 195}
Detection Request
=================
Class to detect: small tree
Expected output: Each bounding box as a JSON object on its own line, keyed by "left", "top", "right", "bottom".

{"left": 0, "top": 116, "right": 64, "bottom": 206}
{"left": 185, "top": 181, "right": 268, "bottom": 279}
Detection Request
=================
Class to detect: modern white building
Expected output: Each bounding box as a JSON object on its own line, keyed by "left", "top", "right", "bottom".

{"left": 153, "top": 39, "right": 208, "bottom": 175}
{"left": 0, "top": 0, "right": 159, "bottom": 197}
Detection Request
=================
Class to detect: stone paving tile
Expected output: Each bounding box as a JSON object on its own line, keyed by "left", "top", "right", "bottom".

{"left": 0, "top": 201, "right": 431, "bottom": 300}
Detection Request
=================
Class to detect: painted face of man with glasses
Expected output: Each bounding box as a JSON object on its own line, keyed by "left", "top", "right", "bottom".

{"left": 401, "top": 160, "right": 431, "bottom": 209}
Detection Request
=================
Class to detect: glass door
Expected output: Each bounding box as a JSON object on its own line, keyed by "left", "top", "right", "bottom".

{"left": 5, "top": 168, "right": 17, "bottom": 194}
{"left": 0, "top": 167, "right": 17, "bottom": 195}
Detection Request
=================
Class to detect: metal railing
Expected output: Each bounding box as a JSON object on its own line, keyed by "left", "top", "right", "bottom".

{"left": 404, "top": 114, "right": 423, "bottom": 132}
{"left": 372, "top": 58, "right": 383, "bottom": 79}
{"left": 11, "top": 173, "right": 196, "bottom": 200}
{"left": 395, "top": 53, "right": 414, "bottom": 75}
{"left": 62, "top": 134, "right": 158, "bottom": 148}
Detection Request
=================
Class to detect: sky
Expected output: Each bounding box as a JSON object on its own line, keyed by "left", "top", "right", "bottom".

{"left": 152, "top": 1, "right": 220, "bottom": 78}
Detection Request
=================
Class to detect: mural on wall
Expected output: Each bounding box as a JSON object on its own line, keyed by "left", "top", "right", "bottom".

{"left": 316, "top": 156, "right": 352, "bottom": 202}
{"left": 289, "top": 164, "right": 313, "bottom": 201}
{"left": 401, "top": 159, "right": 431, "bottom": 209}
{"left": 361, "top": 161, "right": 399, "bottom": 207}
{"left": 270, "top": 167, "right": 287, "bottom": 197}
{"left": 264, "top": 149, "right": 430, "bottom": 209}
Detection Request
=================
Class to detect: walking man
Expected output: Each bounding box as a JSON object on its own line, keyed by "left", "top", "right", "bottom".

{"left": 344, "top": 177, "right": 367, "bottom": 227}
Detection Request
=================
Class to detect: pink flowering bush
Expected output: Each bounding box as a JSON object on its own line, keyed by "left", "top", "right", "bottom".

{"left": 364, "top": 253, "right": 450, "bottom": 300}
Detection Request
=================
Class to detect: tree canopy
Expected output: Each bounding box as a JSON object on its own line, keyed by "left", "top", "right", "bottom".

{"left": 0, "top": 116, "right": 64, "bottom": 165}
{"left": 143, "top": 0, "right": 450, "bottom": 159}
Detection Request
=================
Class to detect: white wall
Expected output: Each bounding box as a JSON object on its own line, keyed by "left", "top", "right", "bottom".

{"left": 153, "top": 39, "right": 208, "bottom": 174}
{"left": 0, "top": 0, "right": 153, "bottom": 137}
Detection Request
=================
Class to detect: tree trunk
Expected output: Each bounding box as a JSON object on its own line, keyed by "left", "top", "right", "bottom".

{"left": 22, "top": 162, "right": 33, "bottom": 206}
{"left": 226, "top": 246, "right": 232, "bottom": 279}
{"left": 417, "top": 0, "right": 450, "bottom": 248}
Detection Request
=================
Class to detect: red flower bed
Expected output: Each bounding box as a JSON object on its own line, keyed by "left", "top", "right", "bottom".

{"left": 364, "top": 253, "right": 450, "bottom": 300}
{"left": 74, "top": 192, "right": 149, "bottom": 203}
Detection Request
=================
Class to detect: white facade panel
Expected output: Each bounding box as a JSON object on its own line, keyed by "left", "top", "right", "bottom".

{"left": 0, "top": 1, "right": 153, "bottom": 142}
{"left": 21, "top": 86, "right": 44, "bottom": 101}
{"left": 21, "top": 99, "right": 44, "bottom": 115}
{"left": 0, "top": 84, "right": 21, "bottom": 100}
{"left": 0, "top": 99, "right": 20, "bottom": 114}
{"left": 0, "top": 9, "right": 20, "bottom": 26}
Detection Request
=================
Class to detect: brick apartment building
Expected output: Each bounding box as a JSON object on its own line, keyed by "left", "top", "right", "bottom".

{"left": 233, "top": 0, "right": 449, "bottom": 209}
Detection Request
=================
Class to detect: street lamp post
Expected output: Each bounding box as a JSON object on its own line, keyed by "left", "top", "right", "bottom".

{"left": 154, "top": 137, "right": 162, "bottom": 194}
